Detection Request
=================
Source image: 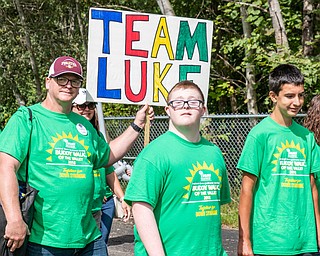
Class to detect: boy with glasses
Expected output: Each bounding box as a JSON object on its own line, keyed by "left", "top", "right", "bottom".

{"left": 124, "top": 80, "right": 231, "bottom": 255}
{"left": 0, "top": 56, "right": 153, "bottom": 256}
{"left": 237, "top": 64, "right": 320, "bottom": 255}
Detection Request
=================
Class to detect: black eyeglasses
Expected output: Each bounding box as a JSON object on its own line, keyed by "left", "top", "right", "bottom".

{"left": 53, "top": 77, "right": 83, "bottom": 88}
{"left": 75, "top": 102, "right": 96, "bottom": 110}
{"left": 168, "top": 100, "right": 204, "bottom": 110}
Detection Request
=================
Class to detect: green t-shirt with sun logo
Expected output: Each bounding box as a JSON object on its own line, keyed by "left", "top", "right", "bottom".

{"left": 237, "top": 116, "right": 320, "bottom": 255}
{"left": 0, "top": 104, "right": 110, "bottom": 248}
{"left": 91, "top": 133, "right": 116, "bottom": 213}
{"left": 125, "top": 131, "right": 231, "bottom": 256}
{"left": 92, "top": 165, "right": 115, "bottom": 213}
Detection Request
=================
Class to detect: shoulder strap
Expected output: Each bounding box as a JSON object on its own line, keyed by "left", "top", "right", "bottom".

{"left": 26, "top": 107, "right": 33, "bottom": 183}
{"left": 27, "top": 107, "right": 32, "bottom": 122}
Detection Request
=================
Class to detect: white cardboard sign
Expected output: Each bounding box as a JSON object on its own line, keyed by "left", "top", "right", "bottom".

{"left": 86, "top": 8, "right": 213, "bottom": 106}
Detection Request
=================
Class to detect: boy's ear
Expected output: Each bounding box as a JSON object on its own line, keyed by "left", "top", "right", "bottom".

{"left": 201, "top": 105, "right": 207, "bottom": 116}
{"left": 269, "top": 91, "right": 277, "bottom": 103}
{"left": 164, "top": 106, "right": 170, "bottom": 117}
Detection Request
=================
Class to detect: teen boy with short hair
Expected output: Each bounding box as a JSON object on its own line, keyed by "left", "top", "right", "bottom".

{"left": 237, "top": 64, "right": 320, "bottom": 255}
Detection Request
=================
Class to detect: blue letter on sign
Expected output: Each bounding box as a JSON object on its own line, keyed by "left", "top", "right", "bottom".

{"left": 97, "top": 57, "right": 121, "bottom": 99}
{"left": 91, "top": 9, "right": 122, "bottom": 54}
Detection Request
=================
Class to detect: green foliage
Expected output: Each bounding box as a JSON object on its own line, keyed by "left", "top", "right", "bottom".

{"left": 103, "top": 103, "right": 139, "bottom": 117}
{"left": 207, "top": 0, "right": 319, "bottom": 114}
{"left": 0, "top": 0, "right": 319, "bottom": 128}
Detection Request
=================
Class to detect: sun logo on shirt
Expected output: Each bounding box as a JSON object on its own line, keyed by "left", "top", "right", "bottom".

{"left": 182, "top": 162, "right": 222, "bottom": 199}
{"left": 46, "top": 132, "right": 91, "bottom": 163}
{"left": 271, "top": 140, "right": 306, "bottom": 172}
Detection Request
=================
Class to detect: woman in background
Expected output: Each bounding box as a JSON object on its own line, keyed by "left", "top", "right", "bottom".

{"left": 304, "top": 95, "right": 320, "bottom": 144}
{"left": 72, "top": 88, "right": 131, "bottom": 255}
{"left": 304, "top": 94, "right": 320, "bottom": 255}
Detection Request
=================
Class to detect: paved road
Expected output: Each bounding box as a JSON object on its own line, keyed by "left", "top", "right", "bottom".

{"left": 108, "top": 218, "right": 238, "bottom": 256}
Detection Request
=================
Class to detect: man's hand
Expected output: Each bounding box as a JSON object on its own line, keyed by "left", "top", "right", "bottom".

{"left": 107, "top": 104, "right": 155, "bottom": 166}
{"left": 133, "top": 104, "right": 154, "bottom": 128}
{"left": 4, "top": 219, "right": 28, "bottom": 252}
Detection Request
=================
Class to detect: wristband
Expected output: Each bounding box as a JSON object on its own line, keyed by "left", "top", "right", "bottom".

{"left": 119, "top": 196, "right": 125, "bottom": 203}
{"left": 130, "top": 122, "right": 143, "bottom": 133}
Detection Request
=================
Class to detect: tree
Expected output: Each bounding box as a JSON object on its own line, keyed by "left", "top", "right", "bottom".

{"left": 268, "top": 0, "right": 289, "bottom": 52}
{"left": 240, "top": 3, "right": 258, "bottom": 114}
{"left": 155, "top": 0, "right": 175, "bottom": 15}
{"left": 302, "top": 0, "right": 314, "bottom": 56}
{"left": 13, "top": 0, "right": 42, "bottom": 100}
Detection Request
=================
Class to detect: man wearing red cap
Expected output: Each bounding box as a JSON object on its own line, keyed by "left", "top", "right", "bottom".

{"left": 0, "top": 56, "right": 153, "bottom": 255}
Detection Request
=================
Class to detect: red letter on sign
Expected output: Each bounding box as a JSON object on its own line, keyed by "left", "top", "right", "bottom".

{"left": 125, "top": 15, "right": 149, "bottom": 58}
{"left": 125, "top": 60, "right": 147, "bottom": 102}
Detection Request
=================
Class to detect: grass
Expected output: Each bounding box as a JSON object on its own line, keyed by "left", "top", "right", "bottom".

{"left": 221, "top": 195, "right": 239, "bottom": 229}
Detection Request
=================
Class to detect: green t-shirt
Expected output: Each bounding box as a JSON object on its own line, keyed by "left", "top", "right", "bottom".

{"left": 91, "top": 132, "right": 115, "bottom": 213}
{"left": 92, "top": 165, "right": 114, "bottom": 212}
{"left": 0, "top": 104, "right": 110, "bottom": 248}
{"left": 237, "top": 116, "right": 320, "bottom": 255}
{"left": 125, "top": 131, "right": 231, "bottom": 256}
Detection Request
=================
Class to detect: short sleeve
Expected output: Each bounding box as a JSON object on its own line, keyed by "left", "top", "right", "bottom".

{"left": 0, "top": 106, "right": 32, "bottom": 163}
{"left": 237, "top": 134, "right": 263, "bottom": 177}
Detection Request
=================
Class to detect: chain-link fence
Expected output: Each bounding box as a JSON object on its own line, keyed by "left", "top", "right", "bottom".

{"left": 105, "top": 114, "right": 306, "bottom": 201}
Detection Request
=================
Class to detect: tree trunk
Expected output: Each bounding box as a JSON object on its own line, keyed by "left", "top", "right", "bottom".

{"left": 302, "top": 0, "right": 314, "bottom": 56}
{"left": 218, "top": 96, "right": 227, "bottom": 113}
{"left": 75, "top": 0, "right": 87, "bottom": 56}
{"left": 3, "top": 68, "right": 26, "bottom": 106}
{"left": 13, "top": 0, "right": 42, "bottom": 101}
{"left": 9, "top": 81, "right": 26, "bottom": 106}
{"left": 268, "top": 0, "right": 289, "bottom": 52}
{"left": 240, "top": 5, "right": 258, "bottom": 114}
{"left": 316, "top": 3, "right": 320, "bottom": 30}
{"left": 156, "top": 0, "right": 175, "bottom": 15}
{"left": 230, "top": 94, "right": 238, "bottom": 113}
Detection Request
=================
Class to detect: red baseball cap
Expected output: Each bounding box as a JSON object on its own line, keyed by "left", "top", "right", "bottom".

{"left": 48, "top": 56, "right": 83, "bottom": 79}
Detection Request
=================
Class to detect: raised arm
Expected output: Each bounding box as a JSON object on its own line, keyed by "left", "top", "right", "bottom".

{"left": 132, "top": 202, "right": 165, "bottom": 256}
{"left": 238, "top": 172, "right": 257, "bottom": 256}
{"left": 0, "top": 152, "right": 28, "bottom": 252}
{"left": 107, "top": 104, "right": 154, "bottom": 166}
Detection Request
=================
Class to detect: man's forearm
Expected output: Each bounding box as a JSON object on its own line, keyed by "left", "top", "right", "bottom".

{"left": 0, "top": 152, "right": 27, "bottom": 252}
{"left": 107, "top": 126, "right": 140, "bottom": 166}
{"left": 0, "top": 153, "right": 22, "bottom": 222}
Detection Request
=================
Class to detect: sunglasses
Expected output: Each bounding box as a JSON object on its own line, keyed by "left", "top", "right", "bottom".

{"left": 75, "top": 102, "right": 96, "bottom": 110}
